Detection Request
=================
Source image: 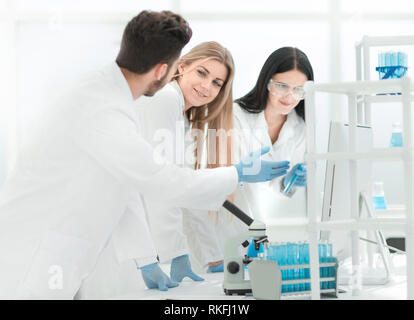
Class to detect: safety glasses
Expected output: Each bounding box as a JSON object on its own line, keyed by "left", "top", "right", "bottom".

{"left": 267, "top": 79, "right": 305, "bottom": 101}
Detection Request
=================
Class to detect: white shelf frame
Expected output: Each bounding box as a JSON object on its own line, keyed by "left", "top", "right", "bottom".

{"left": 357, "top": 36, "right": 414, "bottom": 300}
{"left": 304, "top": 75, "right": 414, "bottom": 300}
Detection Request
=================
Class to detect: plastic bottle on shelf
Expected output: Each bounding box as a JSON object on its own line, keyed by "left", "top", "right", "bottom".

{"left": 390, "top": 122, "right": 403, "bottom": 147}
{"left": 372, "top": 181, "right": 387, "bottom": 210}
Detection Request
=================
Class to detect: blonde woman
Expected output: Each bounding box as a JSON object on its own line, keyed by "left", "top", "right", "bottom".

{"left": 135, "top": 41, "right": 235, "bottom": 282}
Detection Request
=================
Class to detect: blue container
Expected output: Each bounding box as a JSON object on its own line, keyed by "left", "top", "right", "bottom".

{"left": 390, "top": 132, "right": 403, "bottom": 147}
{"left": 373, "top": 196, "right": 387, "bottom": 210}
{"left": 376, "top": 51, "right": 408, "bottom": 80}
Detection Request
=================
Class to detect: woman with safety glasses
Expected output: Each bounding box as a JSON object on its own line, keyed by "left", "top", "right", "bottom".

{"left": 205, "top": 47, "right": 314, "bottom": 272}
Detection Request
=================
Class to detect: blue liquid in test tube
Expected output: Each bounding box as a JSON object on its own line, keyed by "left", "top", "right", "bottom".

{"left": 326, "top": 243, "right": 335, "bottom": 289}
{"left": 298, "top": 242, "right": 305, "bottom": 292}
{"left": 319, "top": 242, "right": 328, "bottom": 290}
{"left": 303, "top": 243, "right": 310, "bottom": 291}
{"left": 292, "top": 243, "right": 300, "bottom": 292}
{"left": 286, "top": 243, "right": 295, "bottom": 292}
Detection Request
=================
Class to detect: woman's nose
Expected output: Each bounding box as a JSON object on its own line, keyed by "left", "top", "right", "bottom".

{"left": 200, "top": 78, "right": 211, "bottom": 90}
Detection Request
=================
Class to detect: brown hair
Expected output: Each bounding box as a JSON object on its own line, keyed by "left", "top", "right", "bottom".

{"left": 116, "top": 10, "right": 192, "bottom": 74}
{"left": 174, "top": 41, "right": 235, "bottom": 170}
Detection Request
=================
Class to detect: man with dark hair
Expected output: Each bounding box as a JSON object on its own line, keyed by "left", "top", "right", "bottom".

{"left": 116, "top": 10, "right": 192, "bottom": 97}
{"left": 0, "top": 10, "right": 287, "bottom": 299}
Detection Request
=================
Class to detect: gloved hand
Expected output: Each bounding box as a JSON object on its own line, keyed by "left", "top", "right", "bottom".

{"left": 234, "top": 146, "right": 290, "bottom": 183}
{"left": 283, "top": 163, "right": 307, "bottom": 189}
{"left": 246, "top": 238, "right": 264, "bottom": 258}
{"left": 207, "top": 262, "right": 224, "bottom": 273}
{"left": 139, "top": 262, "right": 179, "bottom": 291}
{"left": 170, "top": 254, "right": 204, "bottom": 283}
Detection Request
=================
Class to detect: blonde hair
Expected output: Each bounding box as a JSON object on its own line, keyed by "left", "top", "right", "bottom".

{"left": 173, "top": 41, "right": 235, "bottom": 170}
{"left": 174, "top": 41, "right": 236, "bottom": 223}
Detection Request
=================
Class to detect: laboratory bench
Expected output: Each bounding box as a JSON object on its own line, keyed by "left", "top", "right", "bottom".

{"left": 113, "top": 254, "right": 408, "bottom": 300}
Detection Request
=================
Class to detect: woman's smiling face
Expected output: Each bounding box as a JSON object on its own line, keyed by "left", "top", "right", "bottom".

{"left": 267, "top": 69, "right": 308, "bottom": 115}
{"left": 178, "top": 58, "right": 228, "bottom": 108}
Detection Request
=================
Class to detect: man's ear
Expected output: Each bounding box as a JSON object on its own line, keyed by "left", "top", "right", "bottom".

{"left": 154, "top": 63, "right": 168, "bottom": 81}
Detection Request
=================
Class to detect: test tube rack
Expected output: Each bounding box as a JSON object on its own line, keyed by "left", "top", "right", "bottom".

{"left": 261, "top": 242, "right": 339, "bottom": 298}
{"left": 278, "top": 259, "right": 338, "bottom": 297}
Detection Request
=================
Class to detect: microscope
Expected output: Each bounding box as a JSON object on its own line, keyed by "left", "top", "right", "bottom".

{"left": 222, "top": 200, "right": 282, "bottom": 299}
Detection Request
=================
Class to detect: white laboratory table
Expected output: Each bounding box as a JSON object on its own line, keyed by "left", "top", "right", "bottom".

{"left": 112, "top": 255, "right": 408, "bottom": 300}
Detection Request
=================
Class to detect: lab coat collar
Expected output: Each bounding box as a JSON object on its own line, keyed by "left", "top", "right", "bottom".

{"left": 258, "top": 109, "right": 302, "bottom": 148}
{"left": 169, "top": 80, "right": 189, "bottom": 129}
{"left": 275, "top": 110, "right": 302, "bottom": 146}
{"left": 107, "top": 61, "right": 135, "bottom": 102}
{"left": 169, "top": 80, "right": 185, "bottom": 112}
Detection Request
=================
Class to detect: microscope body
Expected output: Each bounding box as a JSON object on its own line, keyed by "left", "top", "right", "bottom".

{"left": 223, "top": 220, "right": 266, "bottom": 295}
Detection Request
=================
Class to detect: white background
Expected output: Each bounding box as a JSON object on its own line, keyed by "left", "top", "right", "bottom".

{"left": 1, "top": 0, "right": 413, "bottom": 206}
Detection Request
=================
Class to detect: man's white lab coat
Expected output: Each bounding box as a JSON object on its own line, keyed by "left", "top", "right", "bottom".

{"left": 135, "top": 81, "right": 223, "bottom": 267}
{"left": 0, "top": 63, "right": 238, "bottom": 299}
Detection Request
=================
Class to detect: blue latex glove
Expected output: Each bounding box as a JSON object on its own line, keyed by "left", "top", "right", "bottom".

{"left": 207, "top": 262, "right": 224, "bottom": 273}
{"left": 234, "top": 146, "right": 290, "bottom": 183}
{"left": 170, "top": 254, "right": 204, "bottom": 283}
{"left": 246, "top": 238, "right": 264, "bottom": 258}
{"left": 283, "top": 163, "right": 307, "bottom": 192}
{"left": 139, "top": 262, "right": 179, "bottom": 291}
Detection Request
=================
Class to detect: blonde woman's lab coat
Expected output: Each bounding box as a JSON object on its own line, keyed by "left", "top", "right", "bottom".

{"left": 0, "top": 63, "right": 238, "bottom": 299}
{"left": 135, "top": 81, "right": 224, "bottom": 268}
{"left": 213, "top": 102, "right": 307, "bottom": 252}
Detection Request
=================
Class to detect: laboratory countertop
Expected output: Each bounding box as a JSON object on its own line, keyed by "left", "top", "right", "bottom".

{"left": 113, "top": 256, "right": 408, "bottom": 300}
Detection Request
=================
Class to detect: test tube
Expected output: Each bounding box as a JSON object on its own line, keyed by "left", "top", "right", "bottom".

{"left": 319, "top": 241, "right": 328, "bottom": 289}
{"left": 385, "top": 51, "right": 391, "bottom": 67}
{"left": 378, "top": 52, "right": 383, "bottom": 68}
{"left": 298, "top": 242, "right": 305, "bottom": 292}
{"left": 292, "top": 243, "right": 300, "bottom": 292}
{"left": 302, "top": 242, "right": 310, "bottom": 291}
{"left": 286, "top": 243, "right": 294, "bottom": 292}
{"left": 326, "top": 242, "right": 335, "bottom": 289}
{"left": 279, "top": 243, "right": 288, "bottom": 293}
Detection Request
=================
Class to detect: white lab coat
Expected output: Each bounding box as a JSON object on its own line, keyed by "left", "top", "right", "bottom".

{"left": 213, "top": 102, "right": 307, "bottom": 253}
{"left": 135, "top": 81, "right": 223, "bottom": 268}
{"left": 0, "top": 63, "right": 238, "bottom": 299}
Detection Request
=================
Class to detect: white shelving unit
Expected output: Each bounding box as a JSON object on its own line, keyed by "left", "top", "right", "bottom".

{"left": 355, "top": 35, "right": 414, "bottom": 126}
{"left": 304, "top": 76, "right": 414, "bottom": 300}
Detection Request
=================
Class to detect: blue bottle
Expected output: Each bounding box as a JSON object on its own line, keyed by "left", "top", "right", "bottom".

{"left": 372, "top": 181, "right": 387, "bottom": 210}
{"left": 390, "top": 122, "right": 403, "bottom": 147}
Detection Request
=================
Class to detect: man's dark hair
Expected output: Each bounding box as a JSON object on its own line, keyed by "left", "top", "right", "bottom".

{"left": 116, "top": 10, "right": 192, "bottom": 74}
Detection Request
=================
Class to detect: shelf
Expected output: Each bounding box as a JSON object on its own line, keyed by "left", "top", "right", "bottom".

{"left": 267, "top": 217, "right": 407, "bottom": 232}
{"left": 306, "top": 78, "right": 413, "bottom": 95}
{"left": 316, "top": 218, "right": 407, "bottom": 231}
{"left": 305, "top": 148, "right": 411, "bottom": 161}
{"left": 364, "top": 94, "right": 414, "bottom": 104}
{"left": 356, "top": 35, "right": 414, "bottom": 47}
